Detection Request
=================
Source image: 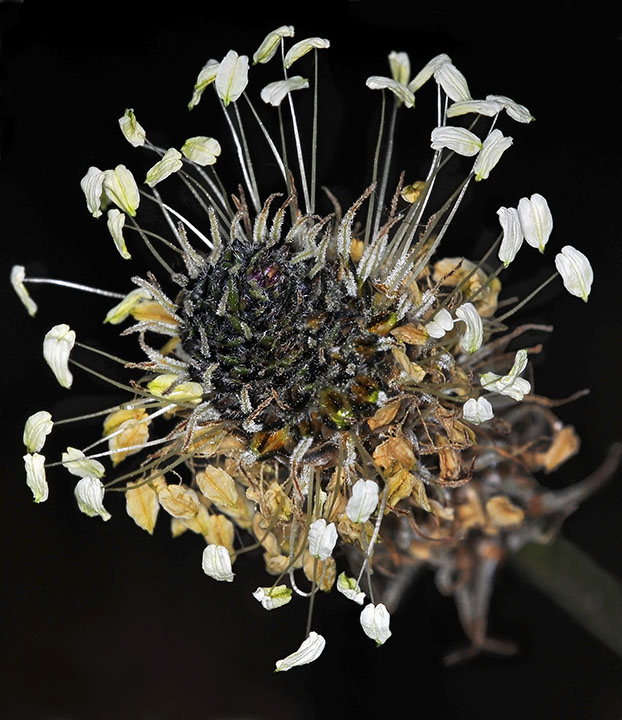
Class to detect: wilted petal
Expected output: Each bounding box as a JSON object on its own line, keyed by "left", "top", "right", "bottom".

{"left": 145, "top": 148, "right": 183, "bottom": 188}
{"left": 23, "top": 453, "right": 48, "bottom": 503}
{"left": 74, "top": 477, "right": 111, "bottom": 521}
{"left": 215, "top": 50, "right": 249, "bottom": 106}
{"left": 24, "top": 411, "right": 53, "bottom": 453}
{"left": 408, "top": 53, "right": 451, "bottom": 93}
{"left": 181, "top": 136, "right": 221, "bottom": 166}
{"left": 275, "top": 631, "right": 326, "bottom": 672}
{"left": 43, "top": 323, "right": 75, "bottom": 389}
{"left": 430, "top": 126, "right": 481, "bottom": 157}
{"left": 473, "top": 129, "right": 512, "bottom": 181}
{"left": 80, "top": 166, "right": 105, "bottom": 218}
{"left": 188, "top": 58, "right": 220, "bottom": 110}
{"left": 202, "top": 544, "right": 234, "bottom": 581}
{"left": 388, "top": 51, "right": 410, "bottom": 85}
{"left": 455, "top": 302, "right": 483, "bottom": 353}
{"left": 462, "top": 397, "right": 494, "bottom": 424}
{"left": 284, "top": 37, "right": 330, "bottom": 69}
{"left": 555, "top": 245, "right": 593, "bottom": 302}
{"left": 360, "top": 603, "right": 392, "bottom": 645}
{"left": 497, "top": 206, "right": 524, "bottom": 266}
{"left": 517, "top": 193, "right": 553, "bottom": 252}
{"left": 346, "top": 479, "right": 379, "bottom": 524}
{"left": 434, "top": 62, "right": 471, "bottom": 102}
{"left": 157, "top": 483, "right": 201, "bottom": 519}
{"left": 261, "top": 76, "right": 309, "bottom": 107}
{"left": 125, "top": 480, "right": 159, "bottom": 534}
{"left": 104, "top": 288, "right": 151, "bottom": 324}
{"left": 103, "top": 165, "right": 140, "bottom": 216}
{"left": 308, "top": 518, "right": 338, "bottom": 561}
{"left": 62, "top": 447, "right": 106, "bottom": 479}
{"left": 10, "top": 265, "right": 38, "bottom": 317}
{"left": 486, "top": 94, "right": 534, "bottom": 123}
{"left": 336, "top": 572, "right": 365, "bottom": 605}
{"left": 118, "top": 108, "right": 146, "bottom": 147}
{"left": 425, "top": 307, "right": 455, "bottom": 339}
{"left": 253, "top": 25, "right": 295, "bottom": 64}
{"left": 366, "top": 76, "right": 414, "bottom": 108}
{"left": 447, "top": 99, "right": 502, "bottom": 118}
{"left": 147, "top": 373, "right": 203, "bottom": 405}
{"left": 252, "top": 585, "right": 292, "bottom": 610}
{"left": 196, "top": 465, "right": 239, "bottom": 511}
{"left": 106, "top": 209, "right": 131, "bottom": 259}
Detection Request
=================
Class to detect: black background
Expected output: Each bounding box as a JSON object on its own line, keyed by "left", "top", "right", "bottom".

{"left": 1, "top": 2, "right": 621, "bottom": 719}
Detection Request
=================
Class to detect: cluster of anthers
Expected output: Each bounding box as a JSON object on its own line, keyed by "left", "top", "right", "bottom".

{"left": 14, "top": 26, "right": 597, "bottom": 669}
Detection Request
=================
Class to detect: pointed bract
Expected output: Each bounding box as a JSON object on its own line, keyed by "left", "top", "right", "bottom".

{"left": 555, "top": 245, "right": 593, "bottom": 302}
{"left": 275, "top": 631, "right": 326, "bottom": 672}
{"left": 43, "top": 324, "right": 75, "bottom": 389}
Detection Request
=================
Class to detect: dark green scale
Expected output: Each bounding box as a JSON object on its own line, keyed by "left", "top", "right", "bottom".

{"left": 178, "top": 233, "right": 391, "bottom": 431}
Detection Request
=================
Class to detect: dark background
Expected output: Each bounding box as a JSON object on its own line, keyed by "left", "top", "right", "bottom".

{"left": 1, "top": 2, "right": 621, "bottom": 718}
